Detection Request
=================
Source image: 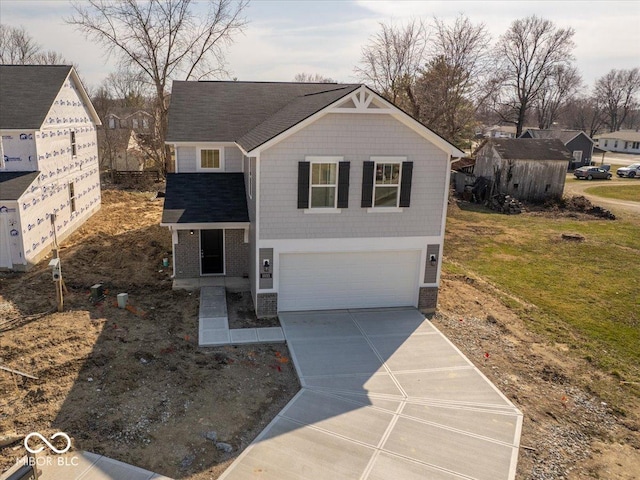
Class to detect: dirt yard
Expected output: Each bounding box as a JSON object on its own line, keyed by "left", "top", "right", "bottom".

{"left": 1, "top": 187, "right": 639, "bottom": 479}
{"left": 0, "top": 188, "right": 299, "bottom": 479}
{"left": 436, "top": 273, "right": 640, "bottom": 480}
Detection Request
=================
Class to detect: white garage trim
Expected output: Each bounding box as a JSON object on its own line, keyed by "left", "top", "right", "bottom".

{"left": 278, "top": 250, "right": 420, "bottom": 311}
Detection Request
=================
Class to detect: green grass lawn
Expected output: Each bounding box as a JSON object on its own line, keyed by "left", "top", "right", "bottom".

{"left": 444, "top": 203, "right": 640, "bottom": 396}
{"left": 585, "top": 184, "right": 640, "bottom": 202}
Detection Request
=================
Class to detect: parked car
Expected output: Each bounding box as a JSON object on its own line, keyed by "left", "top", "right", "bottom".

{"left": 574, "top": 166, "right": 612, "bottom": 180}
{"left": 616, "top": 163, "right": 640, "bottom": 178}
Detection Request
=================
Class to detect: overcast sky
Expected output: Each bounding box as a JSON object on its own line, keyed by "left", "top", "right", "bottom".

{"left": 1, "top": 0, "right": 639, "bottom": 92}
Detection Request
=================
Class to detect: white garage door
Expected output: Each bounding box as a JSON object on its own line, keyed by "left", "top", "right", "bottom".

{"left": 278, "top": 250, "right": 420, "bottom": 311}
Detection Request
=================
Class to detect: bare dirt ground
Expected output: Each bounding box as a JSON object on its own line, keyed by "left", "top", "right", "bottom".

{"left": 0, "top": 188, "right": 299, "bottom": 479}
{"left": 435, "top": 273, "right": 640, "bottom": 480}
{"left": 1, "top": 186, "right": 639, "bottom": 479}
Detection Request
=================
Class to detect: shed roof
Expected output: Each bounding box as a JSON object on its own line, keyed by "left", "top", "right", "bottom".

{"left": 0, "top": 171, "right": 40, "bottom": 200}
{"left": 520, "top": 129, "right": 591, "bottom": 144}
{"left": 167, "top": 81, "right": 360, "bottom": 152}
{"left": 487, "top": 138, "right": 573, "bottom": 161}
{"left": 161, "top": 173, "right": 249, "bottom": 224}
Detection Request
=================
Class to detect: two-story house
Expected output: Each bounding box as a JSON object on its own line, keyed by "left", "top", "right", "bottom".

{"left": 161, "top": 82, "right": 464, "bottom": 317}
{"left": 0, "top": 65, "right": 102, "bottom": 270}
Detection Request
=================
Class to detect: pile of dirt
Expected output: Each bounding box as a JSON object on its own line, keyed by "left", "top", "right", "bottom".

{"left": 541, "top": 195, "right": 617, "bottom": 220}
{"left": 0, "top": 187, "right": 299, "bottom": 479}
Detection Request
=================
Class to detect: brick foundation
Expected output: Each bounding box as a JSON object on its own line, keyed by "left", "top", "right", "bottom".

{"left": 418, "top": 286, "right": 438, "bottom": 313}
{"left": 256, "top": 293, "right": 278, "bottom": 318}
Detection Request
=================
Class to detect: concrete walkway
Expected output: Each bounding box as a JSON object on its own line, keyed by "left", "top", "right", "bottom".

{"left": 219, "top": 308, "right": 523, "bottom": 480}
{"left": 198, "top": 286, "right": 285, "bottom": 346}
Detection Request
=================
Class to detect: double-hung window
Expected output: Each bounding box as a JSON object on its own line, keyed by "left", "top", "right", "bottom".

{"left": 70, "top": 131, "right": 77, "bottom": 157}
{"left": 374, "top": 162, "right": 401, "bottom": 207}
{"left": 198, "top": 148, "right": 223, "bottom": 170}
{"left": 297, "top": 157, "right": 348, "bottom": 211}
{"left": 310, "top": 162, "right": 337, "bottom": 208}
{"left": 69, "top": 182, "right": 76, "bottom": 213}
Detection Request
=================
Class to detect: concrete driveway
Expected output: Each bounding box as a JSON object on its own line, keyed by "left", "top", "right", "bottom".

{"left": 219, "top": 308, "right": 522, "bottom": 480}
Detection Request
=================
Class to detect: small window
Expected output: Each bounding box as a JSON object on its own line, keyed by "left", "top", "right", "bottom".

{"left": 513, "top": 183, "right": 519, "bottom": 190}
{"left": 199, "top": 148, "right": 221, "bottom": 170}
{"left": 142, "top": 118, "right": 149, "bottom": 129}
{"left": 614, "top": 140, "right": 618, "bottom": 148}
{"left": 132, "top": 118, "right": 139, "bottom": 129}
{"left": 572, "top": 150, "right": 582, "bottom": 163}
{"left": 310, "top": 162, "right": 337, "bottom": 208}
{"left": 604, "top": 140, "right": 608, "bottom": 147}
{"left": 545, "top": 184, "right": 551, "bottom": 192}
{"left": 108, "top": 117, "right": 115, "bottom": 129}
{"left": 70, "top": 131, "right": 77, "bottom": 157}
{"left": 69, "top": 182, "right": 76, "bottom": 213}
{"left": 633, "top": 142, "right": 640, "bottom": 149}
{"left": 374, "top": 162, "right": 401, "bottom": 207}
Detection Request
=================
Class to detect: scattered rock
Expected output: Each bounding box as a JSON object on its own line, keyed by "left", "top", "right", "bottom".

{"left": 204, "top": 431, "right": 218, "bottom": 442}
{"left": 180, "top": 453, "right": 195, "bottom": 470}
{"left": 216, "top": 442, "right": 233, "bottom": 453}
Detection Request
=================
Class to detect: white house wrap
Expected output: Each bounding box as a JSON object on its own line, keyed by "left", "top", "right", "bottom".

{"left": 0, "top": 65, "right": 102, "bottom": 270}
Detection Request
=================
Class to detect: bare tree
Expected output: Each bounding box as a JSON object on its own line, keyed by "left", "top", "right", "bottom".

{"left": 415, "top": 15, "right": 492, "bottom": 146}
{"left": 0, "top": 24, "right": 70, "bottom": 65}
{"left": 594, "top": 68, "right": 640, "bottom": 132}
{"left": 293, "top": 72, "right": 335, "bottom": 83}
{"left": 67, "top": 0, "right": 249, "bottom": 174}
{"left": 355, "top": 19, "right": 427, "bottom": 118}
{"left": 493, "top": 16, "right": 576, "bottom": 136}
{"left": 562, "top": 95, "right": 605, "bottom": 137}
{"left": 534, "top": 64, "right": 582, "bottom": 129}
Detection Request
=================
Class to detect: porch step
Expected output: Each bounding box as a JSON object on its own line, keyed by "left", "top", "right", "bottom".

{"left": 197, "top": 286, "right": 285, "bottom": 346}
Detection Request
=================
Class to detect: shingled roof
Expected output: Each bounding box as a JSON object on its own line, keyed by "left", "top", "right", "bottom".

{"left": 488, "top": 138, "right": 573, "bottom": 161}
{"left": 161, "top": 173, "right": 249, "bottom": 224}
{"left": 166, "top": 81, "right": 360, "bottom": 152}
{"left": 0, "top": 171, "right": 40, "bottom": 200}
{"left": 520, "top": 129, "right": 591, "bottom": 144}
{"left": 0, "top": 65, "right": 74, "bottom": 130}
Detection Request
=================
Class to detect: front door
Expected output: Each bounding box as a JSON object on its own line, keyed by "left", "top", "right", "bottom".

{"left": 201, "top": 229, "right": 224, "bottom": 275}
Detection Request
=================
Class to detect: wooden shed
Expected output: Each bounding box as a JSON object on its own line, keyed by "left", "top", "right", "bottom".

{"left": 474, "top": 138, "right": 573, "bottom": 202}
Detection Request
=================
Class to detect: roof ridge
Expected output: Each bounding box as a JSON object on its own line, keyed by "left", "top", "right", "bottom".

{"left": 302, "top": 85, "right": 358, "bottom": 97}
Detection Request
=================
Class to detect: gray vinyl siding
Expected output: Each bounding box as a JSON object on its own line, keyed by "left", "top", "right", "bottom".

{"left": 259, "top": 113, "right": 448, "bottom": 239}
{"left": 176, "top": 145, "right": 243, "bottom": 172}
{"left": 225, "top": 146, "right": 243, "bottom": 172}
{"left": 176, "top": 146, "right": 197, "bottom": 172}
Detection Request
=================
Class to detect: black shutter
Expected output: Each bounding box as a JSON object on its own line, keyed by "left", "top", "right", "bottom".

{"left": 297, "top": 161, "right": 310, "bottom": 209}
{"left": 399, "top": 161, "right": 413, "bottom": 208}
{"left": 337, "top": 161, "right": 350, "bottom": 208}
{"left": 361, "top": 161, "right": 374, "bottom": 207}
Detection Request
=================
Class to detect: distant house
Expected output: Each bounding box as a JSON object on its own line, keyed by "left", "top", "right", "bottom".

{"left": 0, "top": 65, "right": 102, "bottom": 270}
{"left": 99, "top": 109, "right": 156, "bottom": 172}
{"left": 594, "top": 130, "right": 640, "bottom": 154}
{"left": 479, "top": 125, "right": 517, "bottom": 139}
{"left": 474, "top": 138, "right": 572, "bottom": 202}
{"left": 519, "top": 129, "right": 594, "bottom": 169}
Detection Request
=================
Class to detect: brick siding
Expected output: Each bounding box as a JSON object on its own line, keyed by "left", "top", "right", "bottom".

{"left": 418, "top": 286, "right": 438, "bottom": 313}
{"left": 256, "top": 293, "right": 278, "bottom": 318}
{"left": 225, "top": 229, "right": 249, "bottom": 277}
{"left": 174, "top": 229, "right": 200, "bottom": 278}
